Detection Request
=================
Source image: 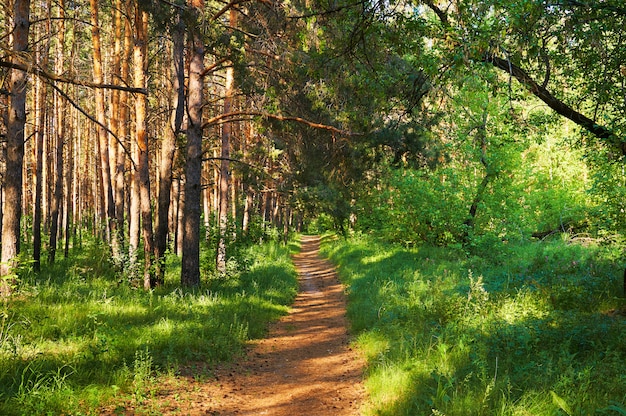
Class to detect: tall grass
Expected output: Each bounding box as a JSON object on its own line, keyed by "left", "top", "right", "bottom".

{"left": 321, "top": 233, "right": 626, "bottom": 415}
{"left": 0, "top": 238, "right": 298, "bottom": 415}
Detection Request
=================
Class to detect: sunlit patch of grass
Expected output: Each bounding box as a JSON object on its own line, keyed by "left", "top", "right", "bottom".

{"left": 0, "top": 238, "right": 299, "bottom": 415}
{"left": 323, "top": 233, "right": 626, "bottom": 416}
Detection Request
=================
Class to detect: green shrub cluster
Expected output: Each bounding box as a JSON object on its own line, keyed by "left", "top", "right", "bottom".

{"left": 321, "top": 233, "right": 626, "bottom": 415}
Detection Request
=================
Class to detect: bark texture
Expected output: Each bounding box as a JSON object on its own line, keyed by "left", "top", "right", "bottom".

{"left": 181, "top": 1, "right": 205, "bottom": 287}
{"left": 1, "top": 0, "right": 30, "bottom": 295}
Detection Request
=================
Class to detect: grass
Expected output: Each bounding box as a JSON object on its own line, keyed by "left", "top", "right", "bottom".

{"left": 320, "top": 232, "right": 626, "bottom": 415}
{"left": 0, "top": 238, "right": 299, "bottom": 415}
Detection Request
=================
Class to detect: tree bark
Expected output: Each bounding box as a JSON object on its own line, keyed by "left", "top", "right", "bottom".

{"left": 33, "top": 74, "right": 46, "bottom": 272}
{"left": 155, "top": 13, "right": 185, "bottom": 282}
{"left": 50, "top": 0, "right": 65, "bottom": 264}
{"left": 89, "top": 0, "right": 117, "bottom": 247}
{"left": 1, "top": 0, "right": 30, "bottom": 295}
{"left": 463, "top": 115, "right": 491, "bottom": 244}
{"left": 111, "top": 0, "right": 126, "bottom": 255}
{"left": 181, "top": 0, "right": 205, "bottom": 287}
{"left": 216, "top": 8, "right": 238, "bottom": 274}
{"left": 133, "top": 5, "right": 156, "bottom": 289}
{"left": 486, "top": 54, "right": 622, "bottom": 152}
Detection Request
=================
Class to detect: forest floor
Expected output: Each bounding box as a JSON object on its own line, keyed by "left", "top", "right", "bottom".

{"left": 124, "top": 235, "right": 366, "bottom": 415}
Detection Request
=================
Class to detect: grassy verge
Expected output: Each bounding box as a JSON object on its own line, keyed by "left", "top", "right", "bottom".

{"left": 320, "top": 233, "right": 626, "bottom": 415}
{"left": 0, "top": 239, "right": 299, "bottom": 415}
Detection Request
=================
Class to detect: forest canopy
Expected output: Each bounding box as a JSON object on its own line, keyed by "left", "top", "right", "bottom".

{"left": 0, "top": 0, "right": 625, "bottom": 283}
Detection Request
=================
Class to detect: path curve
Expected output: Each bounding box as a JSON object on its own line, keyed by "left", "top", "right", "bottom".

{"left": 155, "top": 235, "right": 366, "bottom": 415}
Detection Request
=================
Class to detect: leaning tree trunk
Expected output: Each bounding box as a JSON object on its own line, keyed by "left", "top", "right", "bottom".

{"left": 1, "top": 0, "right": 30, "bottom": 296}
{"left": 181, "top": 0, "right": 205, "bottom": 287}
{"left": 462, "top": 114, "right": 491, "bottom": 245}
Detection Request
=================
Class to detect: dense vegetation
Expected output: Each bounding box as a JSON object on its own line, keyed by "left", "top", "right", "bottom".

{"left": 0, "top": 236, "right": 298, "bottom": 414}
{"left": 322, "top": 233, "right": 626, "bottom": 415}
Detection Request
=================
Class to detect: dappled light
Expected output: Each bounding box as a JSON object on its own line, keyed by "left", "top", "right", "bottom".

{"left": 322, "top": 234, "right": 626, "bottom": 415}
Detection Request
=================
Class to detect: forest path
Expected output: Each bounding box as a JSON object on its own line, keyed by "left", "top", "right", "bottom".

{"left": 152, "top": 235, "right": 366, "bottom": 415}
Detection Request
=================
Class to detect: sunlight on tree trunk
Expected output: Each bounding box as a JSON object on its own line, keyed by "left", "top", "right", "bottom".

{"left": 1, "top": 0, "right": 30, "bottom": 296}
{"left": 133, "top": 5, "right": 155, "bottom": 289}
{"left": 216, "top": 8, "right": 238, "bottom": 275}
{"left": 89, "top": 0, "right": 117, "bottom": 251}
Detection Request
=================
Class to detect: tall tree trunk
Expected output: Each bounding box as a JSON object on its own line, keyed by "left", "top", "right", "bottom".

{"left": 181, "top": 0, "right": 205, "bottom": 287}
{"left": 50, "top": 0, "right": 65, "bottom": 264}
{"left": 1, "top": 0, "right": 30, "bottom": 295}
{"left": 120, "top": 8, "right": 133, "bottom": 257}
{"left": 111, "top": 0, "right": 126, "bottom": 254}
{"left": 133, "top": 5, "right": 156, "bottom": 289}
{"left": 89, "top": 0, "right": 116, "bottom": 248}
{"left": 33, "top": 75, "right": 46, "bottom": 272}
{"left": 126, "top": 3, "right": 140, "bottom": 278}
{"left": 155, "top": 14, "right": 185, "bottom": 281}
{"left": 216, "top": 8, "right": 238, "bottom": 274}
{"left": 33, "top": 4, "right": 52, "bottom": 271}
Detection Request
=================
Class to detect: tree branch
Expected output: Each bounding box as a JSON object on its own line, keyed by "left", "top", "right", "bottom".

{"left": 203, "top": 110, "right": 355, "bottom": 135}
{"left": 0, "top": 59, "right": 147, "bottom": 94}
{"left": 485, "top": 53, "right": 624, "bottom": 153}
{"left": 50, "top": 82, "right": 137, "bottom": 169}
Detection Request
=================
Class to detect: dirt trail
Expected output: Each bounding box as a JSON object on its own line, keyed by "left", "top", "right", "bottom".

{"left": 151, "top": 235, "right": 366, "bottom": 415}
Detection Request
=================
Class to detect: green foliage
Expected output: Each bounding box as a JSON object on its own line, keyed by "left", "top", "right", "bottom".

{"left": 0, "top": 239, "right": 298, "bottom": 415}
{"left": 321, "top": 233, "right": 626, "bottom": 416}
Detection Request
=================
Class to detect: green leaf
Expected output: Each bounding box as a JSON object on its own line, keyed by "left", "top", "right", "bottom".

{"left": 550, "top": 390, "right": 572, "bottom": 416}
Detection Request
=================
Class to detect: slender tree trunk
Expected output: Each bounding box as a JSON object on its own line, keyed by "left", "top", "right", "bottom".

{"left": 155, "top": 14, "right": 185, "bottom": 281}
{"left": 121, "top": 9, "right": 133, "bottom": 254}
{"left": 176, "top": 178, "right": 185, "bottom": 256}
{"left": 463, "top": 115, "right": 491, "bottom": 244}
{"left": 63, "top": 110, "right": 73, "bottom": 259}
{"left": 1, "top": 0, "right": 30, "bottom": 295}
{"left": 33, "top": 75, "right": 46, "bottom": 272}
{"left": 33, "top": 5, "right": 52, "bottom": 270}
{"left": 111, "top": 0, "right": 126, "bottom": 254}
{"left": 50, "top": 0, "right": 65, "bottom": 264}
{"left": 181, "top": 0, "right": 205, "bottom": 287}
{"left": 242, "top": 186, "right": 253, "bottom": 235}
{"left": 89, "top": 0, "right": 116, "bottom": 248}
{"left": 216, "top": 8, "right": 238, "bottom": 274}
{"left": 133, "top": 5, "right": 156, "bottom": 289}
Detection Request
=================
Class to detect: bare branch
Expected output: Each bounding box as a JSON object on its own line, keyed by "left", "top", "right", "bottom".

{"left": 202, "top": 110, "right": 355, "bottom": 135}
{"left": 0, "top": 59, "right": 147, "bottom": 94}
{"left": 49, "top": 82, "right": 138, "bottom": 169}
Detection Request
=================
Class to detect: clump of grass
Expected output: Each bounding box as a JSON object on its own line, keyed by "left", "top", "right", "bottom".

{"left": 321, "top": 233, "right": 626, "bottom": 416}
{"left": 0, "top": 238, "right": 298, "bottom": 415}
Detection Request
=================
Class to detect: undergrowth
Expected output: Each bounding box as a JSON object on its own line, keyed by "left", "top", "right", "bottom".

{"left": 0, "top": 238, "right": 299, "bottom": 415}
{"left": 321, "top": 233, "right": 626, "bottom": 416}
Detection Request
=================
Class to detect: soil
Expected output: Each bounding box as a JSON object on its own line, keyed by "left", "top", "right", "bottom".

{"left": 121, "top": 235, "right": 366, "bottom": 415}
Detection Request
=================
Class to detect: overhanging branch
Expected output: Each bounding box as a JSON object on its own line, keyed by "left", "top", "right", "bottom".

{"left": 486, "top": 53, "right": 624, "bottom": 153}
